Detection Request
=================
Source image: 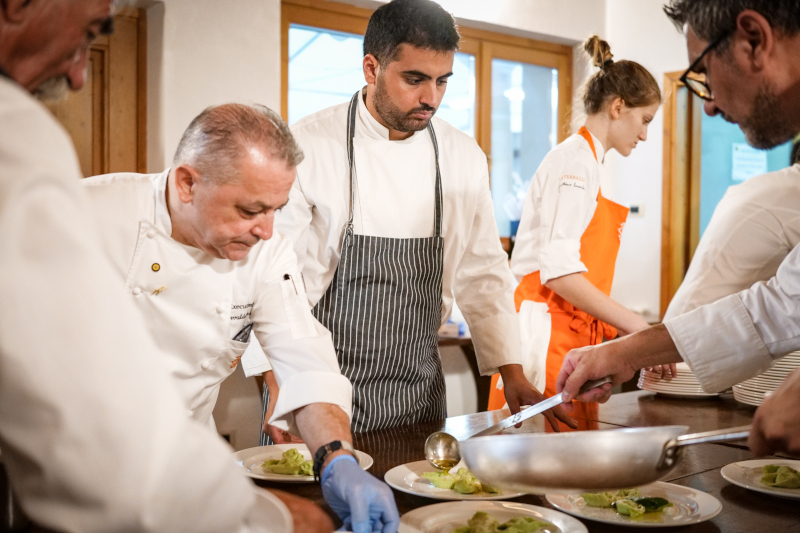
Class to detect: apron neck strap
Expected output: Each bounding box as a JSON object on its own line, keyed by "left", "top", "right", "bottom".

{"left": 345, "top": 90, "right": 443, "bottom": 238}
{"left": 578, "top": 126, "right": 599, "bottom": 163}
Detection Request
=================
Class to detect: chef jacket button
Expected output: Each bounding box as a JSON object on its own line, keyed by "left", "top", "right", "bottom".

{"left": 146, "top": 229, "right": 156, "bottom": 239}
{"left": 201, "top": 359, "right": 214, "bottom": 371}
{"left": 132, "top": 287, "right": 142, "bottom": 296}
{"left": 216, "top": 305, "right": 225, "bottom": 314}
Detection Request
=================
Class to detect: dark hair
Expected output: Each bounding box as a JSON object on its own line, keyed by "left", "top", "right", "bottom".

{"left": 581, "top": 36, "right": 662, "bottom": 115}
{"left": 664, "top": 0, "right": 800, "bottom": 43}
{"left": 363, "top": 0, "right": 460, "bottom": 65}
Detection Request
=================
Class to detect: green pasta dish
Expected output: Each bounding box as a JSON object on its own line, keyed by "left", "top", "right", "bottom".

{"left": 581, "top": 488, "right": 672, "bottom": 518}
{"left": 761, "top": 464, "right": 800, "bottom": 489}
{"left": 422, "top": 467, "right": 499, "bottom": 494}
{"left": 453, "top": 511, "right": 554, "bottom": 533}
{"left": 261, "top": 448, "right": 313, "bottom": 476}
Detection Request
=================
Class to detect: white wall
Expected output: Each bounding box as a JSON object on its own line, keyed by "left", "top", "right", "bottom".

{"left": 603, "top": 0, "right": 689, "bottom": 321}
{"left": 144, "top": 0, "right": 281, "bottom": 171}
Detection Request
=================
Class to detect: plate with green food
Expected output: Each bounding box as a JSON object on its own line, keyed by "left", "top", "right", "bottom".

{"left": 720, "top": 459, "right": 800, "bottom": 499}
{"left": 398, "top": 501, "right": 587, "bottom": 533}
{"left": 233, "top": 444, "right": 373, "bottom": 482}
{"left": 384, "top": 460, "right": 527, "bottom": 500}
{"left": 545, "top": 482, "right": 722, "bottom": 527}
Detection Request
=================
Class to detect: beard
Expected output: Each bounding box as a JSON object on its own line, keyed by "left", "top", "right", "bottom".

{"left": 373, "top": 73, "right": 436, "bottom": 133}
{"left": 33, "top": 76, "right": 70, "bottom": 102}
{"left": 738, "top": 81, "right": 796, "bottom": 150}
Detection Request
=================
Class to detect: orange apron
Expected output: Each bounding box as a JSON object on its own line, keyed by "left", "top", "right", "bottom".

{"left": 488, "top": 127, "right": 629, "bottom": 431}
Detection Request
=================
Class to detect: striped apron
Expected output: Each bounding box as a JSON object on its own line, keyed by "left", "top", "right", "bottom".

{"left": 313, "top": 91, "right": 447, "bottom": 433}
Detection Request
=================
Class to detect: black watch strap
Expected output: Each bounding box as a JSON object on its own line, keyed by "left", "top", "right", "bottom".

{"left": 313, "top": 440, "right": 355, "bottom": 482}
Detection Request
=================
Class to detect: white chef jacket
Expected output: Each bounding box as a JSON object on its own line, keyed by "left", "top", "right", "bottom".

{"left": 510, "top": 130, "right": 615, "bottom": 284}
{"left": 0, "top": 75, "right": 282, "bottom": 532}
{"left": 277, "top": 89, "right": 521, "bottom": 375}
{"left": 665, "top": 165, "right": 800, "bottom": 393}
{"left": 506, "top": 130, "right": 616, "bottom": 391}
{"left": 81, "top": 170, "right": 352, "bottom": 428}
{"left": 665, "top": 164, "right": 800, "bottom": 320}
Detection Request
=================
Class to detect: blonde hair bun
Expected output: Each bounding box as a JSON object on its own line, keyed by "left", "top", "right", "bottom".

{"left": 583, "top": 35, "right": 613, "bottom": 69}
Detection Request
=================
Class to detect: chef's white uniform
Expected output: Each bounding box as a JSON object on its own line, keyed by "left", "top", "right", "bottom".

{"left": 508, "top": 131, "right": 615, "bottom": 391}
{"left": 81, "top": 170, "right": 352, "bottom": 429}
{"left": 665, "top": 165, "right": 800, "bottom": 392}
{"left": 0, "top": 72, "right": 282, "bottom": 532}
{"left": 277, "top": 90, "right": 521, "bottom": 376}
{"left": 665, "top": 164, "right": 800, "bottom": 319}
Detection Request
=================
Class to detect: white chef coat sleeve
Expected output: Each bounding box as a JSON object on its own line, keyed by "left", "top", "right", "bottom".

{"left": 664, "top": 185, "right": 791, "bottom": 320}
{"left": 452, "top": 152, "right": 522, "bottom": 375}
{"left": 0, "top": 90, "right": 274, "bottom": 533}
{"left": 250, "top": 235, "right": 352, "bottom": 432}
{"left": 665, "top": 242, "right": 800, "bottom": 392}
{"left": 537, "top": 158, "right": 598, "bottom": 284}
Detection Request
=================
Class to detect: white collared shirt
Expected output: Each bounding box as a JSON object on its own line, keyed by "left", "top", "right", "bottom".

{"left": 81, "top": 170, "right": 352, "bottom": 428}
{"left": 665, "top": 165, "right": 800, "bottom": 319}
{"left": 277, "top": 89, "right": 521, "bottom": 375}
{"left": 510, "top": 130, "right": 615, "bottom": 284}
{"left": 0, "top": 73, "right": 281, "bottom": 533}
{"left": 665, "top": 164, "right": 800, "bottom": 392}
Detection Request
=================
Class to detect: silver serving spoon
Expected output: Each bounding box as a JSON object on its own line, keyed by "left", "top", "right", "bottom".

{"left": 424, "top": 377, "right": 613, "bottom": 469}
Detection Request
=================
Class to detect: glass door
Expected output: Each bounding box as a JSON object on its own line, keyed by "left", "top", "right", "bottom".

{"left": 478, "top": 42, "right": 572, "bottom": 249}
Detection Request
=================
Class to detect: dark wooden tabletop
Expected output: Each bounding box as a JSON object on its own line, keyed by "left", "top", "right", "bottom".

{"left": 255, "top": 391, "right": 800, "bottom": 532}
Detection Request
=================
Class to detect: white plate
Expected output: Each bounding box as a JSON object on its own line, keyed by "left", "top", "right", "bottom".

{"left": 639, "top": 386, "right": 718, "bottom": 399}
{"left": 385, "top": 460, "right": 527, "bottom": 501}
{"left": 250, "top": 488, "right": 293, "bottom": 533}
{"left": 720, "top": 459, "right": 800, "bottom": 500}
{"left": 546, "top": 481, "right": 722, "bottom": 527}
{"left": 234, "top": 444, "right": 373, "bottom": 482}
{"left": 639, "top": 383, "right": 708, "bottom": 394}
{"left": 398, "top": 501, "right": 587, "bottom": 533}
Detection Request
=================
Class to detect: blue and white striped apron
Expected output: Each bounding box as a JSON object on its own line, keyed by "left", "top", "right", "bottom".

{"left": 314, "top": 91, "right": 447, "bottom": 433}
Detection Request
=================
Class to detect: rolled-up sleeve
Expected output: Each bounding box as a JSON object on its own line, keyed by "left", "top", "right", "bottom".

{"left": 250, "top": 239, "right": 352, "bottom": 431}
{"left": 666, "top": 242, "right": 800, "bottom": 392}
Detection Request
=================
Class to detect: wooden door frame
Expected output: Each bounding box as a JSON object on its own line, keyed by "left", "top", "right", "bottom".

{"left": 280, "top": 0, "right": 572, "bottom": 157}
{"left": 660, "top": 70, "right": 702, "bottom": 318}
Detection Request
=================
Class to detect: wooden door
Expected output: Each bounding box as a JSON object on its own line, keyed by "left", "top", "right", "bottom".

{"left": 45, "top": 9, "right": 146, "bottom": 178}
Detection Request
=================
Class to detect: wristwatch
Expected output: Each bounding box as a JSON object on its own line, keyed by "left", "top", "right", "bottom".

{"left": 313, "top": 440, "right": 356, "bottom": 482}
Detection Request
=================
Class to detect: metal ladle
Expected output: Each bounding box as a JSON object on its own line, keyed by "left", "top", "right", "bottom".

{"left": 425, "top": 377, "right": 613, "bottom": 469}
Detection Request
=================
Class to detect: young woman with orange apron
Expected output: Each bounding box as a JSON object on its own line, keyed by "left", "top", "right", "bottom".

{"left": 488, "top": 36, "right": 667, "bottom": 429}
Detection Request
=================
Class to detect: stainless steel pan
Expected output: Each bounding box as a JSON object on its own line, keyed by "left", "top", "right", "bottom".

{"left": 459, "top": 425, "right": 750, "bottom": 493}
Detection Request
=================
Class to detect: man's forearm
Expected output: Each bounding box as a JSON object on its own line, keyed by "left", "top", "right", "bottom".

{"left": 615, "top": 323, "right": 683, "bottom": 369}
{"left": 294, "top": 403, "right": 353, "bottom": 467}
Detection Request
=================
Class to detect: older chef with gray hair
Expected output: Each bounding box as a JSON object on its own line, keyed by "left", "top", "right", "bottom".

{"left": 81, "top": 103, "right": 399, "bottom": 533}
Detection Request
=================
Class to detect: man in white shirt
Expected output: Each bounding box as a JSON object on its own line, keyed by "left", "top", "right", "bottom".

{"left": 0, "top": 1, "right": 331, "bottom": 531}
{"left": 556, "top": 0, "right": 800, "bottom": 457}
{"left": 665, "top": 163, "right": 800, "bottom": 319}
{"left": 82, "top": 103, "right": 398, "bottom": 533}
{"left": 272, "top": 0, "right": 575, "bottom": 434}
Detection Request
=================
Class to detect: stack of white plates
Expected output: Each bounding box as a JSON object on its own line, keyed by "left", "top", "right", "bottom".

{"left": 732, "top": 352, "right": 800, "bottom": 406}
{"left": 638, "top": 362, "right": 718, "bottom": 398}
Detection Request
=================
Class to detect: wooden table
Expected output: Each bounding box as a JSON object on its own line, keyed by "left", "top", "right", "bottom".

{"left": 255, "top": 391, "right": 800, "bottom": 531}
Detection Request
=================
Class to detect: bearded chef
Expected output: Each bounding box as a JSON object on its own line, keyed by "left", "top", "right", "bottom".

{"left": 81, "top": 104, "right": 398, "bottom": 533}
{"left": 270, "top": 0, "right": 575, "bottom": 434}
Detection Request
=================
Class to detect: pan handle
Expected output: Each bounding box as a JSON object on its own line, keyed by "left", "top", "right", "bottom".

{"left": 658, "top": 425, "right": 752, "bottom": 471}
{"left": 674, "top": 425, "right": 751, "bottom": 447}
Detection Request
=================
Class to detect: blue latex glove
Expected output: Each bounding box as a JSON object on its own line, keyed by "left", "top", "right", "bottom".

{"left": 321, "top": 455, "right": 399, "bottom": 533}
